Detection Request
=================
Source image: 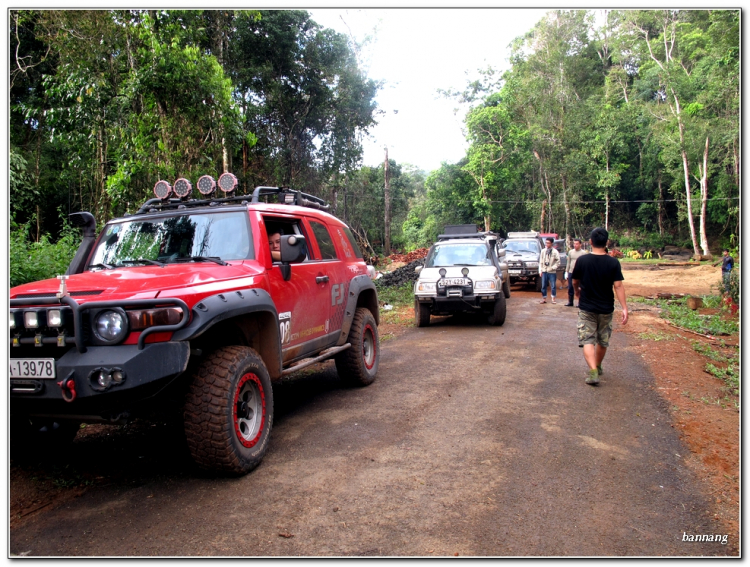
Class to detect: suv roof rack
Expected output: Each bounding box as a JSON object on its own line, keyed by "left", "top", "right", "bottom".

{"left": 251, "top": 186, "right": 329, "bottom": 211}
{"left": 437, "top": 230, "right": 499, "bottom": 241}
{"left": 133, "top": 185, "right": 330, "bottom": 215}
{"left": 506, "top": 231, "right": 540, "bottom": 239}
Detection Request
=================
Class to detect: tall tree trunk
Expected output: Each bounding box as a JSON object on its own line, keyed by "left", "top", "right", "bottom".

{"left": 657, "top": 170, "right": 664, "bottom": 236}
{"left": 674, "top": 95, "right": 701, "bottom": 257}
{"left": 698, "top": 136, "right": 710, "bottom": 257}
{"left": 383, "top": 147, "right": 391, "bottom": 256}
{"left": 605, "top": 191, "right": 610, "bottom": 231}
{"left": 561, "top": 175, "right": 570, "bottom": 244}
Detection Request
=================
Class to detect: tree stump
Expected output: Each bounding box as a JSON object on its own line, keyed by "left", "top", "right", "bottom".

{"left": 687, "top": 296, "right": 704, "bottom": 310}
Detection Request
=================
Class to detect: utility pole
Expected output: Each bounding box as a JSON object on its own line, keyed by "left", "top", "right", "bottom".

{"left": 383, "top": 146, "right": 391, "bottom": 256}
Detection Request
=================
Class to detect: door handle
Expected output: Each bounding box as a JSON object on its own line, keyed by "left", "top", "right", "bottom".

{"left": 316, "top": 275, "right": 329, "bottom": 284}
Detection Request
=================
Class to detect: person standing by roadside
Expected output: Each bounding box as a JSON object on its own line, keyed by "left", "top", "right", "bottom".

{"left": 539, "top": 237, "right": 560, "bottom": 304}
{"left": 564, "top": 238, "right": 588, "bottom": 307}
{"left": 721, "top": 248, "right": 734, "bottom": 288}
{"left": 571, "top": 227, "right": 628, "bottom": 386}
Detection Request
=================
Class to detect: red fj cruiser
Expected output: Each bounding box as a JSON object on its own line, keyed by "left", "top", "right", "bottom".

{"left": 10, "top": 174, "right": 381, "bottom": 475}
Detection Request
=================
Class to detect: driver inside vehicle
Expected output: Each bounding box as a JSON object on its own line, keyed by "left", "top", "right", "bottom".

{"left": 268, "top": 231, "right": 282, "bottom": 262}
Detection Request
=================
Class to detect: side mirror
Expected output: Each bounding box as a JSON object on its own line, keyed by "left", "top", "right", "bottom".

{"left": 496, "top": 248, "right": 506, "bottom": 258}
{"left": 280, "top": 234, "right": 307, "bottom": 264}
{"left": 415, "top": 265, "right": 423, "bottom": 274}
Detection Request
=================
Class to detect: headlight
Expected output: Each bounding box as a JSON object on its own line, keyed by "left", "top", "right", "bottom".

{"left": 526, "top": 262, "right": 539, "bottom": 268}
{"left": 93, "top": 309, "right": 128, "bottom": 343}
{"left": 474, "top": 280, "right": 497, "bottom": 290}
{"left": 48, "top": 309, "right": 63, "bottom": 327}
{"left": 126, "top": 307, "right": 183, "bottom": 331}
{"left": 417, "top": 281, "right": 437, "bottom": 292}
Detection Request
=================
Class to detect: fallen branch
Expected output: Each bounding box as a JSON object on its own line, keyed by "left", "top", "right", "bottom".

{"left": 664, "top": 320, "right": 723, "bottom": 339}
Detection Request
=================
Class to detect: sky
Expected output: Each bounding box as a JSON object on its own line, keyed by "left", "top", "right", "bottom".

{"left": 308, "top": 8, "right": 547, "bottom": 173}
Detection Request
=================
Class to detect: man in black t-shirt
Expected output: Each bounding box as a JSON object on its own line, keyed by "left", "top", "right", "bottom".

{"left": 571, "top": 227, "right": 629, "bottom": 386}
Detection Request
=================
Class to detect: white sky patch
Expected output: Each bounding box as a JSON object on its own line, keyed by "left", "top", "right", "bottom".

{"left": 309, "top": 8, "right": 546, "bottom": 173}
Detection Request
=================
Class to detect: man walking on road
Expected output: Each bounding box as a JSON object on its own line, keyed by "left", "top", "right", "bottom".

{"left": 539, "top": 237, "right": 560, "bottom": 304}
{"left": 564, "top": 238, "right": 588, "bottom": 307}
{"left": 571, "top": 227, "right": 628, "bottom": 386}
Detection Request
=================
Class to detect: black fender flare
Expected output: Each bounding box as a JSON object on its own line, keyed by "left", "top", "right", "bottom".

{"left": 171, "top": 289, "right": 282, "bottom": 376}
{"left": 336, "top": 275, "right": 379, "bottom": 346}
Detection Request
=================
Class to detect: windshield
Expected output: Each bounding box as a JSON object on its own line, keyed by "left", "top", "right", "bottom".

{"left": 503, "top": 240, "right": 540, "bottom": 254}
{"left": 425, "top": 243, "right": 492, "bottom": 267}
{"left": 88, "top": 211, "right": 253, "bottom": 268}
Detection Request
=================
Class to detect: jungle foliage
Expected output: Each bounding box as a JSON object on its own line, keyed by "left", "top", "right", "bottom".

{"left": 9, "top": 9, "right": 739, "bottom": 286}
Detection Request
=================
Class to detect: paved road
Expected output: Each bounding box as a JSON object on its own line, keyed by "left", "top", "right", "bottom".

{"left": 10, "top": 290, "right": 728, "bottom": 556}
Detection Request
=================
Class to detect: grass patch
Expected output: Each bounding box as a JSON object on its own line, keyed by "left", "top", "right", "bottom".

{"left": 638, "top": 331, "right": 674, "bottom": 341}
{"left": 661, "top": 302, "right": 738, "bottom": 335}
{"left": 375, "top": 282, "right": 414, "bottom": 308}
{"left": 691, "top": 340, "right": 739, "bottom": 399}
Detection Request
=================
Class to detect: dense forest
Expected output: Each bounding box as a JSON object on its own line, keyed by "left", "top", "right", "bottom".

{"left": 9, "top": 9, "right": 739, "bottom": 285}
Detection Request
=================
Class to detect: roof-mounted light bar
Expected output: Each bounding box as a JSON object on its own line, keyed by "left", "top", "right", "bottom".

{"left": 197, "top": 175, "right": 216, "bottom": 196}
{"left": 173, "top": 178, "right": 193, "bottom": 199}
{"left": 153, "top": 180, "right": 172, "bottom": 200}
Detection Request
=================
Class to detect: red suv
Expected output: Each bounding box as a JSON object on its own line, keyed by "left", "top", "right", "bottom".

{"left": 10, "top": 176, "right": 380, "bottom": 475}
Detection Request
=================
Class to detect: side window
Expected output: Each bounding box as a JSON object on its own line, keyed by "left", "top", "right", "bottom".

{"left": 263, "top": 217, "right": 310, "bottom": 262}
{"left": 339, "top": 226, "right": 363, "bottom": 259}
{"left": 309, "top": 221, "right": 338, "bottom": 260}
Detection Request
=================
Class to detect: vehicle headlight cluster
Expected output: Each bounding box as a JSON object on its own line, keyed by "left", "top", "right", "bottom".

{"left": 93, "top": 309, "right": 128, "bottom": 344}
{"left": 526, "top": 261, "right": 539, "bottom": 268}
{"left": 474, "top": 280, "right": 497, "bottom": 290}
{"left": 90, "top": 307, "right": 184, "bottom": 345}
{"left": 417, "top": 281, "right": 437, "bottom": 293}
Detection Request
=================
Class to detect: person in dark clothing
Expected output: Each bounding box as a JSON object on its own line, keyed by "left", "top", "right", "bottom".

{"left": 571, "top": 227, "right": 628, "bottom": 386}
{"left": 721, "top": 248, "right": 734, "bottom": 287}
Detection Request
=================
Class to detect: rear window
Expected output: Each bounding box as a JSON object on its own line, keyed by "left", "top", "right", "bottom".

{"left": 339, "top": 226, "right": 363, "bottom": 259}
{"left": 309, "top": 221, "right": 338, "bottom": 260}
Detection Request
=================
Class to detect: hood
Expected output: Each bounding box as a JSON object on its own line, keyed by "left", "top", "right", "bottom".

{"left": 10, "top": 262, "right": 265, "bottom": 302}
{"left": 506, "top": 250, "right": 539, "bottom": 261}
{"left": 418, "top": 265, "right": 498, "bottom": 281}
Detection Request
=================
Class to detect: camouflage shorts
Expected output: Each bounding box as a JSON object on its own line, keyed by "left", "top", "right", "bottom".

{"left": 577, "top": 310, "right": 613, "bottom": 347}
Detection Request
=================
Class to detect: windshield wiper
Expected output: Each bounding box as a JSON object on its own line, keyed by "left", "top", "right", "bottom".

{"left": 170, "top": 256, "right": 228, "bottom": 266}
{"left": 119, "top": 258, "right": 166, "bottom": 267}
{"left": 88, "top": 262, "right": 115, "bottom": 270}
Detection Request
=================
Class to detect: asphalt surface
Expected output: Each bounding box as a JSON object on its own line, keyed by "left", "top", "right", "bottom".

{"left": 9, "top": 289, "right": 729, "bottom": 556}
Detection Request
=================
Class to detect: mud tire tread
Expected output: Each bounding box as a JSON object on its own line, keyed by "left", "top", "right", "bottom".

{"left": 184, "top": 345, "right": 273, "bottom": 476}
{"left": 335, "top": 308, "right": 379, "bottom": 387}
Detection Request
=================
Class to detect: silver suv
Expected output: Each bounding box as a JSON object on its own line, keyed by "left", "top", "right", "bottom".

{"left": 413, "top": 225, "right": 509, "bottom": 327}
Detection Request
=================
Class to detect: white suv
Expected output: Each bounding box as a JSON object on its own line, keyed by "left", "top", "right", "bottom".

{"left": 413, "top": 225, "right": 509, "bottom": 327}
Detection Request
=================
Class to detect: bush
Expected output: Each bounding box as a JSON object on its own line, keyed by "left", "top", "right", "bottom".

{"left": 719, "top": 269, "right": 740, "bottom": 308}
{"left": 10, "top": 221, "right": 79, "bottom": 288}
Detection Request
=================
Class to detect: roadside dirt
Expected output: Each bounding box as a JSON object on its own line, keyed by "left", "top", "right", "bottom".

{"left": 9, "top": 262, "right": 739, "bottom": 556}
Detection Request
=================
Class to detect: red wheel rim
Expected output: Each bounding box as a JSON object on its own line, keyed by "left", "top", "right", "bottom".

{"left": 362, "top": 323, "right": 376, "bottom": 370}
{"left": 233, "top": 372, "right": 266, "bottom": 448}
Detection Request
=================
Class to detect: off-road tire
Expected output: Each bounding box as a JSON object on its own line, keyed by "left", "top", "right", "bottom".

{"left": 335, "top": 307, "right": 379, "bottom": 387}
{"left": 487, "top": 293, "right": 507, "bottom": 326}
{"left": 503, "top": 277, "right": 511, "bottom": 298}
{"left": 415, "top": 299, "right": 431, "bottom": 327}
{"left": 184, "top": 345, "right": 273, "bottom": 476}
{"left": 535, "top": 276, "right": 543, "bottom": 293}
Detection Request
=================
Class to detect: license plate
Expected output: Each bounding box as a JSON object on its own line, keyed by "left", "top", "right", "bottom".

{"left": 10, "top": 359, "right": 56, "bottom": 379}
{"left": 441, "top": 278, "right": 468, "bottom": 286}
{"left": 508, "top": 270, "right": 522, "bottom": 275}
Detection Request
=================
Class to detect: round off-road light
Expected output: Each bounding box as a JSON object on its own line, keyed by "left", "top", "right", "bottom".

{"left": 94, "top": 310, "right": 128, "bottom": 343}
{"left": 439, "top": 268, "right": 447, "bottom": 277}
{"left": 111, "top": 369, "right": 125, "bottom": 384}
{"left": 461, "top": 267, "right": 470, "bottom": 276}
{"left": 197, "top": 175, "right": 216, "bottom": 195}
{"left": 173, "top": 178, "right": 193, "bottom": 198}
{"left": 97, "top": 371, "right": 112, "bottom": 389}
{"left": 154, "top": 180, "right": 172, "bottom": 199}
{"left": 218, "top": 172, "right": 238, "bottom": 193}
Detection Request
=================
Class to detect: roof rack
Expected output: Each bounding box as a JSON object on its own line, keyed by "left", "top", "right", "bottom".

{"left": 506, "top": 231, "right": 540, "bottom": 239}
{"left": 136, "top": 194, "right": 253, "bottom": 215}
{"left": 251, "top": 186, "right": 329, "bottom": 211}
{"left": 437, "top": 230, "right": 499, "bottom": 241}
